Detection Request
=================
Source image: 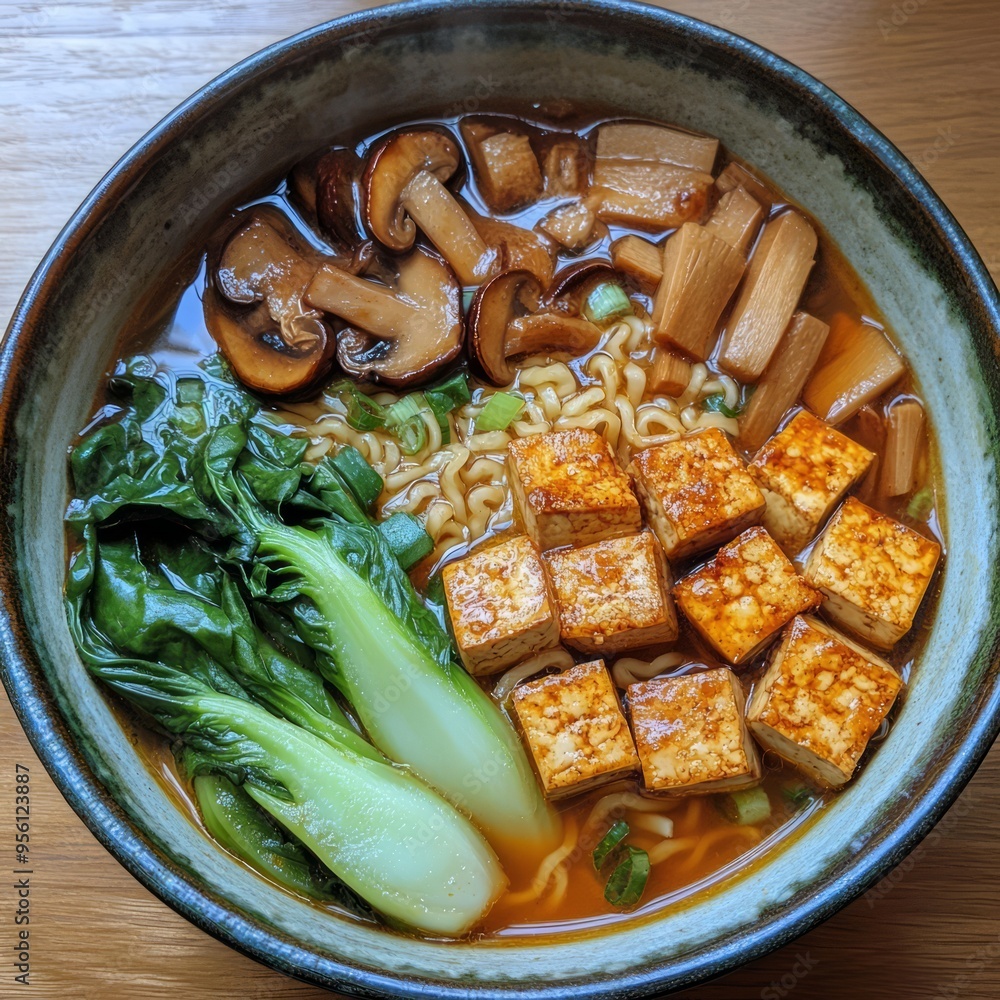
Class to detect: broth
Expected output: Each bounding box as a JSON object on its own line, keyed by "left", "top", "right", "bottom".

{"left": 73, "top": 103, "right": 944, "bottom": 940}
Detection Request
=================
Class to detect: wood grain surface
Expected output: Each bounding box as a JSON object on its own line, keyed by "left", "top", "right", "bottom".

{"left": 2, "top": 1, "right": 999, "bottom": 997}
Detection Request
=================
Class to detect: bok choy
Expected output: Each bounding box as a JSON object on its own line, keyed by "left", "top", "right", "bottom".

{"left": 66, "top": 530, "right": 505, "bottom": 935}
{"left": 66, "top": 356, "right": 557, "bottom": 854}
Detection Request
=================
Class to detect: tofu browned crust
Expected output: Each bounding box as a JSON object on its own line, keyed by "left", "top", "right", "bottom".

{"left": 442, "top": 535, "right": 560, "bottom": 676}
{"left": 746, "top": 615, "right": 903, "bottom": 787}
{"left": 628, "top": 428, "right": 765, "bottom": 561}
{"left": 507, "top": 428, "right": 642, "bottom": 550}
{"left": 802, "top": 497, "right": 941, "bottom": 649}
{"left": 511, "top": 659, "right": 639, "bottom": 798}
{"left": 749, "top": 410, "right": 874, "bottom": 554}
{"left": 544, "top": 530, "right": 678, "bottom": 655}
{"left": 673, "top": 526, "right": 821, "bottom": 664}
{"left": 628, "top": 666, "right": 761, "bottom": 795}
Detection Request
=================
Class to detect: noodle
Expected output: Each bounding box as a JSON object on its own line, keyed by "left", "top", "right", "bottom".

{"left": 493, "top": 647, "right": 575, "bottom": 703}
{"left": 611, "top": 652, "right": 687, "bottom": 688}
{"left": 277, "top": 316, "right": 745, "bottom": 566}
{"left": 502, "top": 816, "right": 579, "bottom": 906}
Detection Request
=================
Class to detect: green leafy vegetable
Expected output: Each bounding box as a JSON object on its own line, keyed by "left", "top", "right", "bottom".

{"left": 377, "top": 511, "right": 434, "bottom": 570}
{"left": 603, "top": 845, "right": 650, "bottom": 908}
{"left": 331, "top": 445, "right": 383, "bottom": 511}
{"left": 476, "top": 391, "right": 525, "bottom": 432}
{"left": 66, "top": 532, "right": 504, "bottom": 935}
{"left": 701, "top": 393, "right": 741, "bottom": 419}
{"left": 593, "top": 819, "right": 630, "bottom": 870}
{"left": 583, "top": 282, "right": 632, "bottom": 324}
{"left": 718, "top": 786, "right": 771, "bottom": 825}
{"left": 67, "top": 355, "right": 557, "bottom": 852}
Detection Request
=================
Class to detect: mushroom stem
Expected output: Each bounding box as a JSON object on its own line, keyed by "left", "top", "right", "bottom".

{"left": 306, "top": 266, "right": 420, "bottom": 338}
{"left": 401, "top": 170, "right": 495, "bottom": 285}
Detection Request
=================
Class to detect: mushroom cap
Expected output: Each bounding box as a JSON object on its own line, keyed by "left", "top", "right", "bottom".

{"left": 544, "top": 259, "right": 622, "bottom": 311}
{"left": 466, "top": 269, "right": 542, "bottom": 385}
{"left": 290, "top": 147, "right": 366, "bottom": 247}
{"left": 206, "top": 208, "right": 337, "bottom": 397}
{"left": 363, "top": 128, "right": 462, "bottom": 253}
{"left": 315, "top": 246, "right": 463, "bottom": 388}
{"left": 471, "top": 212, "right": 555, "bottom": 288}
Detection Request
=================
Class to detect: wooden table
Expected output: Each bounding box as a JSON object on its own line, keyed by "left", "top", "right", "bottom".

{"left": 2, "top": 1, "right": 998, "bottom": 996}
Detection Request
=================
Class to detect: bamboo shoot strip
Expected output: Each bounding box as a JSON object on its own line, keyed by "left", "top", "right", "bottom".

{"left": 739, "top": 311, "right": 830, "bottom": 451}
{"left": 651, "top": 223, "right": 746, "bottom": 360}
{"left": 704, "top": 186, "right": 764, "bottom": 256}
{"left": 718, "top": 211, "right": 817, "bottom": 381}
{"left": 596, "top": 122, "right": 719, "bottom": 173}
{"left": 610, "top": 235, "right": 663, "bottom": 292}
{"left": 647, "top": 348, "right": 693, "bottom": 397}
{"left": 851, "top": 404, "right": 886, "bottom": 504}
{"left": 880, "top": 399, "right": 925, "bottom": 496}
{"left": 803, "top": 318, "right": 905, "bottom": 424}
{"left": 593, "top": 160, "right": 714, "bottom": 230}
{"left": 715, "top": 161, "right": 775, "bottom": 213}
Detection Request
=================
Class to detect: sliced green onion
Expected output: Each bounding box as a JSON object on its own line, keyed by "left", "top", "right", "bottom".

{"left": 386, "top": 394, "right": 428, "bottom": 455}
{"left": 476, "top": 391, "right": 525, "bottom": 432}
{"left": 906, "top": 485, "right": 934, "bottom": 521}
{"left": 782, "top": 783, "right": 815, "bottom": 812}
{"left": 328, "top": 380, "right": 388, "bottom": 431}
{"left": 422, "top": 372, "right": 471, "bottom": 446}
{"left": 462, "top": 288, "right": 476, "bottom": 312}
{"left": 702, "top": 393, "right": 741, "bottom": 419}
{"left": 378, "top": 511, "right": 434, "bottom": 570}
{"left": 583, "top": 282, "right": 632, "bottom": 325}
{"left": 593, "top": 819, "right": 630, "bottom": 870}
{"left": 331, "top": 445, "right": 383, "bottom": 511}
{"left": 603, "top": 845, "right": 650, "bottom": 908}
{"left": 718, "top": 786, "right": 771, "bottom": 825}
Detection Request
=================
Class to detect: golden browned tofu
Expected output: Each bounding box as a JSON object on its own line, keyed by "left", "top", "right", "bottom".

{"left": 544, "top": 531, "right": 679, "bottom": 656}
{"left": 746, "top": 615, "right": 903, "bottom": 787}
{"left": 442, "top": 535, "right": 560, "bottom": 676}
{"left": 749, "top": 410, "right": 875, "bottom": 554}
{"left": 628, "top": 667, "right": 761, "bottom": 795}
{"left": 673, "top": 526, "right": 821, "bottom": 665}
{"left": 802, "top": 497, "right": 941, "bottom": 649}
{"left": 511, "top": 659, "right": 639, "bottom": 798}
{"left": 628, "top": 428, "right": 766, "bottom": 561}
{"left": 507, "top": 429, "right": 642, "bottom": 550}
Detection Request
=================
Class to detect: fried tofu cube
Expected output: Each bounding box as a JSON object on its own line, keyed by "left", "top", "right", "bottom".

{"left": 507, "top": 429, "right": 642, "bottom": 550}
{"left": 628, "top": 428, "right": 766, "bottom": 561}
{"left": 629, "top": 667, "right": 761, "bottom": 795}
{"left": 749, "top": 410, "right": 875, "bottom": 554}
{"left": 544, "top": 531, "right": 678, "bottom": 655}
{"left": 442, "top": 535, "right": 560, "bottom": 676}
{"left": 511, "top": 659, "right": 639, "bottom": 797}
{"left": 462, "top": 121, "right": 543, "bottom": 213}
{"left": 802, "top": 497, "right": 941, "bottom": 649}
{"left": 673, "top": 526, "right": 821, "bottom": 665}
{"left": 746, "top": 615, "right": 903, "bottom": 787}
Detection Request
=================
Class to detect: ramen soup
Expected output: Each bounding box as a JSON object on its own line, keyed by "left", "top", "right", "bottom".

{"left": 65, "top": 105, "right": 943, "bottom": 940}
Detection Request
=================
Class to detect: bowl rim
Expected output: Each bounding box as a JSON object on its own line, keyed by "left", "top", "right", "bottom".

{"left": 2, "top": 1, "right": 1000, "bottom": 996}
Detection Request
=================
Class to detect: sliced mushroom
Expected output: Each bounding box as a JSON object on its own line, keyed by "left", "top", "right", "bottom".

{"left": 363, "top": 129, "right": 496, "bottom": 285}
{"left": 467, "top": 269, "right": 601, "bottom": 385}
{"left": 471, "top": 212, "right": 556, "bottom": 287}
{"left": 544, "top": 259, "right": 622, "bottom": 313}
{"left": 305, "top": 246, "right": 462, "bottom": 387}
{"left": 290, "top": 147, "right": 365, "bottom": 246}
{"left": 205, "top": 208, "right": 337, "bottom": 396}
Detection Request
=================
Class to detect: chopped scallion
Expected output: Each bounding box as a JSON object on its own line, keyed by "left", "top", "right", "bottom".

{"left": 386, "top": 394, "right": 429, "bottom": 455}
{"left": 603, "top": 845, "right": 650, "bottom": 908}
{"left": 718, "top": 786, "right": 771, "bottom": 825}
{"left": 782, "top": 784, "right": 815, "bottom": 812}
{"left": 476, "top": 391, "right": 524, "bottom": 432}
{"left": 423, "top": 372, "right": 471, "bottom": 446}
{"left": 702, "top": 393, "right": 741, "bottom": 419}
{"left": 583, "top": 282, "right": 632, "bottom": 325}
{"left": 462, "top": 288, "right": 476, "bottom": 312}
{"left": 377, "top": 511, "right": 434, "bottom": 570}
{"left": 906, "top": 485, "right": 934, "bottom": 521}
{"left": 330, "top": 445, "right": 383, "bottom": 511}
{"left": 329, "top": 380, "right": 388, "bottom": 431}
{"left": 593, "top": 819, "right": 630, "bottom": 870}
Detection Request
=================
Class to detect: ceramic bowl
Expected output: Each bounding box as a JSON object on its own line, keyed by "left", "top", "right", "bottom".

{"left": 2, "top": 1, "right": 999, "bottom": 996}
